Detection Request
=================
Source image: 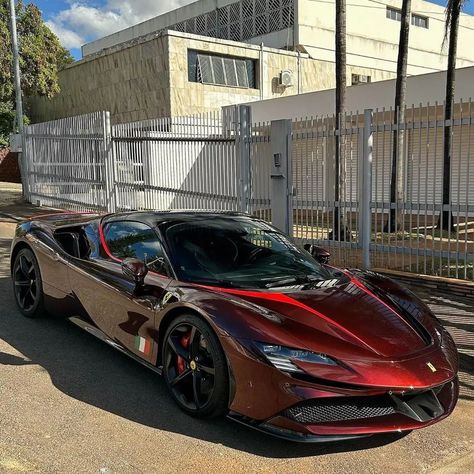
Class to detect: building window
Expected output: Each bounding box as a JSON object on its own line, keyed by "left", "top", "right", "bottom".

{"left": 412, "top": 13, "right": 429, "bottom": 28}
{"left": 352, "top": 74, "right": 371, "bottom": 85}
{"left": 386, "top": 7, "right": 401, "bottom": 21}
{"left": 387, "top": 7, "right": 429, "bottom": 29}
{"left": 188, "top": 50, "right": 257, "bottom": 89}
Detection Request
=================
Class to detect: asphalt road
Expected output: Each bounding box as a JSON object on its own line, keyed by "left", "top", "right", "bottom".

{"left": 1, "top": 183, "right": 473, "bottom": 473}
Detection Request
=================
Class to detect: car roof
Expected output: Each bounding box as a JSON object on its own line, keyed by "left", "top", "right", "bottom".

{"left": 101, "top": 210, "right": 257, "bottom": 226}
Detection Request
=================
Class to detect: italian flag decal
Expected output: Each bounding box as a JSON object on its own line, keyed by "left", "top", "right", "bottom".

{"left": 135, "top": 336, "right": 151, "bottom": 355}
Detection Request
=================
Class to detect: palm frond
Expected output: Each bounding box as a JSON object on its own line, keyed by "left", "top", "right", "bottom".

{"left": 444, "top": 0, "right": 466, "bottom": 47}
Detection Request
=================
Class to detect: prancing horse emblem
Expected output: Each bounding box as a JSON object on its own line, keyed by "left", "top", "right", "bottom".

{"left": 427, "top": 362, "right": 437, "bottom": 372}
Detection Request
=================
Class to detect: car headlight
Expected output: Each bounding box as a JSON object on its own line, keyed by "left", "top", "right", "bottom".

{"left": 255, "top": 342, "right": 338, "bottom": 373}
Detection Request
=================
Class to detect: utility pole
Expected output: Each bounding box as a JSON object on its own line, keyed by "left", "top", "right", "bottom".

{"left": 9, "top": 0, "right": 23, "bottom": 133}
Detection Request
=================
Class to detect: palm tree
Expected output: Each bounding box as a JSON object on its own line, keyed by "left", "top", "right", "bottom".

{"left": 438, "top": 0, "right": 465, "bottom": 231}
{"left": 332, "top": 0, "right": 347, "bottom": 241}
{"left": 385, "top": 0, "right": 412, "bottom": 233}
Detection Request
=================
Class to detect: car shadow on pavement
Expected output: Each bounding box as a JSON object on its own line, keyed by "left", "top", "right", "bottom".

{"left": 0, "top": 276, "right": 409, "bottom": 458}
{"left": 0, "top": 351, "right": 35, "bottom": 365}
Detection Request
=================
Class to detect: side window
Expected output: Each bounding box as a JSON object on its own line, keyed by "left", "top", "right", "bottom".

{"left": 103, "top": 221, "right": 169, "bottom": 274}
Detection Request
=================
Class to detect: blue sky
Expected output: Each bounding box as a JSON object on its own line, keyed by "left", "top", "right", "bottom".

{"left": 34, "top": 0, "right": 474, "bottom": 60}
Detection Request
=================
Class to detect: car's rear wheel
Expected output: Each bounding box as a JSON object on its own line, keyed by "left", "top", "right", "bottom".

{"left": 162, "top": 314, "right": 229, "bottom": 418}
{"left": 12, "top": 248, "right": 45, "bottom": 318}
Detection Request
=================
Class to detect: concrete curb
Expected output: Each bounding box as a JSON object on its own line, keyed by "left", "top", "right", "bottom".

{"left": 374, "top": 268, "right": 474, "bottom": 299}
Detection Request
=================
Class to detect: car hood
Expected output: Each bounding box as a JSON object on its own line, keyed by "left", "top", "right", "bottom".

{"left": 183, "top": 272, "right": 457, "bottom": 388}
{"left": 206, "top": 276, "right": 432, "bottom": 360}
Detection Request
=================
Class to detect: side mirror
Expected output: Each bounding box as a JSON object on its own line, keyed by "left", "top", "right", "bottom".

{"left": 304, "top": 244, "right": 330, "bottom": 265}
{"left": 122, "top": 258, "right": 148, "bottom": 286}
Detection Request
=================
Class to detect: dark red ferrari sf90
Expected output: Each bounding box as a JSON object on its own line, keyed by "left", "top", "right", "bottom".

{"left": 10, "top": 211, "right": 458, "bottom": 442}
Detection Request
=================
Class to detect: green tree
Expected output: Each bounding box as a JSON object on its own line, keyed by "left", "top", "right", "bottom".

{"left": 0, "top": 1, "right": 73, "bottom": 145}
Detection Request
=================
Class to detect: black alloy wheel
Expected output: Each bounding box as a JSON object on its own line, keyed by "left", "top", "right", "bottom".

{"left": 162, "top": 314, "right": 229, "bottom": 418}
{"left": 12, "top": 248, "right": 45, "bottom": 318}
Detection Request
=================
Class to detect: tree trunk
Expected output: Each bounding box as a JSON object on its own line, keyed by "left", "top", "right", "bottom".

{"left": 385, "top": 0, "right": 411, "bottom": 233}
{"left": 438, "top": 1, "right": 461, "bottom": 232}
{"left": 332, "top": 0, "right": 348, "bottom": 241}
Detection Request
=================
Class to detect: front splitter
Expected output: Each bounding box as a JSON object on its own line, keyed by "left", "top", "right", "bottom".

{"left": 227, "top": 412, "right": 371, "bottom": 443}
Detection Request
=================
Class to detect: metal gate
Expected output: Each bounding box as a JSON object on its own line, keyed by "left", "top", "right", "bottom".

{"left": 22, "top": 112, "right": 110, "bottom": 212}
{"left": 111, "top": 107, "right": 247, "bottom": 213}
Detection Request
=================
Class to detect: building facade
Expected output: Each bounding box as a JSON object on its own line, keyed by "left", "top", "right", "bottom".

{"left": 30, "top": 30, "right": 347, "bottom": 123}
{"left": 30, "top": 0, "right": 474, "bottom": 123}
{"left": 83, "top": 0, "right": 474, "bottom": 75}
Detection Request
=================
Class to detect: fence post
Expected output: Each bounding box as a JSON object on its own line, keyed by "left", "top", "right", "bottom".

{"left": 238, "top": 105, "right": 252, "bottom": 213}
{"left": 17, "top": 131, "right": 30, "bottom": 202}
{"left": 103, "top": 111, "right": 117, "bottom": 213}
{"left": 270, "top": 119, "right": 293, "bottom": 235}
{"left": 361, "top": 109, "right": 373, "bottom": 270}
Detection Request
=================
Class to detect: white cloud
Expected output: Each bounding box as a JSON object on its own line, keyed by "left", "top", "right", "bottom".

{"left": 46, "top": 0, "right": 194, "bottom": 50}
{"left": 46, "top": 19, "right": 85, "bottom": 49}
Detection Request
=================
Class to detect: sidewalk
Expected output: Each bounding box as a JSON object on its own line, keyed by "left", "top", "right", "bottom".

{"left": 0, "top": 182, "right": 59, "bottom": 223}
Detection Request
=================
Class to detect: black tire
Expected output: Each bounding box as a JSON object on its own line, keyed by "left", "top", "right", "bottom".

{"left": 162, "top": 314, "right": 229, "bottom": 418}
{"left": 12, "top": 248, "right": 45, "bottom": 318}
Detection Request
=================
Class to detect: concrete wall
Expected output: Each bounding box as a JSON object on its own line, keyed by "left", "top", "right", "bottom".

{"left": 83, "top": 0, "right": 474, "bottom": 79}
{"left": 34, "top": 31, "right": 391, "bottom": 122}
{"left": 296, "top": 0, "right": 474, "bottom": 76}
{"left": 82, "top": 0, "right": 229, "bottom": 56}
{"left": 167, "top": 31, "right": 341, "bottom": 116}
{"left": 82, "top": 0, "right": 292, "bottom": 57}
{"left": 29, "top": 35, "right": 171, "bottom": 124}
{"left": 246, "top": 65, "right": 474, "bottom": 122}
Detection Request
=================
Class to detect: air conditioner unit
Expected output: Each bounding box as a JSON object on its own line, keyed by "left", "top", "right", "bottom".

{"left": 279, "top": 70, "right": 293, "bottom": 87}
{"left": 352, "top": 74, "right": 371, "bottom": 85}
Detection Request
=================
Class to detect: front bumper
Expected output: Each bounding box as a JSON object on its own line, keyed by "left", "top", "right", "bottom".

{"left": 221, "top": 337, "right": 459, "bottom": 442}
{"left": 228, "top": 378, "right": 459, "bottom": 442}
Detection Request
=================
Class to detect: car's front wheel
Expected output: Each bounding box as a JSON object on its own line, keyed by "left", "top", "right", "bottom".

{"left": 162, "top": 314, "right": 229, "bottom": 418}
{"left": 12, "top": 247, "right": 45, "bottom": 318}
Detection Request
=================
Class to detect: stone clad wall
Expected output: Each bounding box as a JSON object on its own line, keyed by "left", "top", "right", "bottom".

{"left": 28, "top": 30, "right": 394, "bottom": 124}
{"left": 168, "top": 34, "right": 260, "bottom": 116}
{"left": 167, "top": 32, "right": 344, "bottom": 116}
{"left": 29, "top": 36, "right": 171, "bottom": 124}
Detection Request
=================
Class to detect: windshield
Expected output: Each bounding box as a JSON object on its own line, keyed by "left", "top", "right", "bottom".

{"left": 159, "top": 217, "right": 333, "bottom": 289}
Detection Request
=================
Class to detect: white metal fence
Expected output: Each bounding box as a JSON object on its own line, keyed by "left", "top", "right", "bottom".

{"left": 111, "top": 108, "right": 242, "bottom": 212}
{"left": 21, "top": 101, "right": 474, "bottom": 281}
{"left": 22, "top": 112, "right": 110, "bottom": 211}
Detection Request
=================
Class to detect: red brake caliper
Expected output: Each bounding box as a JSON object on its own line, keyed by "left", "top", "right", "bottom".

{"left": 176, "top": 331, "right": 191, "bottom": 375}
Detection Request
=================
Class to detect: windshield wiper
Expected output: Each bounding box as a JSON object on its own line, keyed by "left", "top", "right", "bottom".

{"left": 192, "top": 278, "right": 239, "bottom": 288}
{"left": 265, "top": 274, "right": 321, "bottom": 288}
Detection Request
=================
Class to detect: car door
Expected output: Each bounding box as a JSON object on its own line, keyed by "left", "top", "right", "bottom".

{"left": 68, "top": 220, "right": 172, "bottom": 363}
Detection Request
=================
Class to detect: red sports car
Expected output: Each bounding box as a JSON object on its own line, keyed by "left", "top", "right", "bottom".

{"left": 10, "top": 211, "right": 459, "bottom": 442}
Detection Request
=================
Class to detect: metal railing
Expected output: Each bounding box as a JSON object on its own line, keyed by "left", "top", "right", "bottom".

{"left": 22, "top": 112, "right": 109, "bottom": 212}
{"left": 111, "top": 108, "right": 241, "bottom": 212}
{"left": 370, "top": 102, "right": 474, "bottom": 280}
{"left": 21, "top": 100, "right": 474, "bottom": 281}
